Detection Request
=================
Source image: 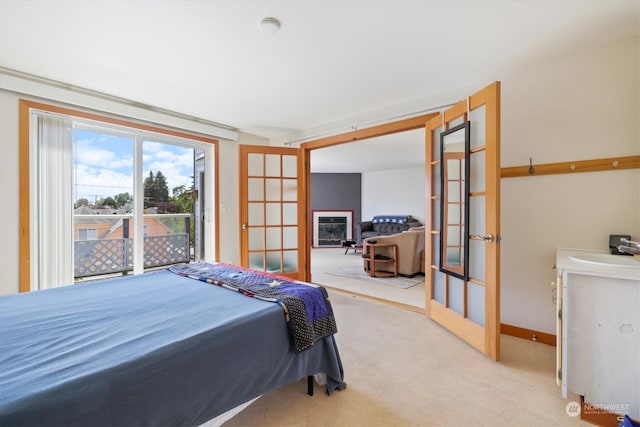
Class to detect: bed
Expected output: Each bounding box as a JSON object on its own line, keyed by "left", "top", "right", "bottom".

{"left": 0, "top": 263, "right": 345, "bottom": 426}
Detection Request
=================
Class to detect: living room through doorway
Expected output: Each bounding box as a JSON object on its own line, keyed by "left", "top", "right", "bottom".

{"left": 308, "top": 127, "right": 426, "bottom": 310}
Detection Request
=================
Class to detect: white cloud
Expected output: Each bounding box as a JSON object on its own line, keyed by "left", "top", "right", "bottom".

{"left": 74, "top": 164, "right": 133, "bottom": 202}
{"left": 75, "top": 138, "right": 133, "bottom": 169}
{"left": 74, "top": 134, "right": 195, "bottom": 202}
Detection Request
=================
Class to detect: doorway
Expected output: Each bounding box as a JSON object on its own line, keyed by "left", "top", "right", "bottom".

{"left": 308, "top": 128, "right": 427, "bottom": 310}
{"left": 300, "top": 113, "right": 438, "bottom": 310}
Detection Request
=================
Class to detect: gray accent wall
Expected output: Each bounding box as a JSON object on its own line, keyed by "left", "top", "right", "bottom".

{"left": 311, "top": 173, "right": 361, "bottom": 236}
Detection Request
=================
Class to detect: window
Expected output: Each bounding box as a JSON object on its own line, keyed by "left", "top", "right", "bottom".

{"left": 21, "top": 101, "right": 218, "bottom": 291}
{"left": 78, "top": 228, "right": 97, "bottom": 241}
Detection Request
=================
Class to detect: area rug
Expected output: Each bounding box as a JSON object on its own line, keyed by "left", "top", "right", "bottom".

{"left": 326, "top": 263, "right": 424, "bottom": 289}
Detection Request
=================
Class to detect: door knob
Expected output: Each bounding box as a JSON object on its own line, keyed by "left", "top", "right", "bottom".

{"left": 242, "top": 223, "right": 248, "bottom": 230}
{"left": 470, "top": 233, "right": 493, "bottom": 243}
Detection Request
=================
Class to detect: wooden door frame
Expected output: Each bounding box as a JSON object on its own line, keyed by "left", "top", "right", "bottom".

{"left": 299, "top": 113, "right": 438, "bottom": 286}
{"left": 238, "top": 144, "right": 305, "bottom": 278}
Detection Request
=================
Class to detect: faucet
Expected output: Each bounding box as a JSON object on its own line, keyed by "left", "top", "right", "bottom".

{"left": 618, "top": 238, "right": 640, "bottom": 255}
{"left": 618, "top": 245, "right": 640, "bottom": 256}
{"left": 621, "top": 238, "right": 640, "bottom": 249}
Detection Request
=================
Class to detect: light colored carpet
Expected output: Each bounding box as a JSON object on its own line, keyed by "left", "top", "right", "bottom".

{"left": 327, "top": 263, "right": 424, "bottom": 289}
{"left": 224, "top": 291, "right": 589, "bottom": 427}
{"left": 311, "top": 248, "right": 426, "bottom": 309}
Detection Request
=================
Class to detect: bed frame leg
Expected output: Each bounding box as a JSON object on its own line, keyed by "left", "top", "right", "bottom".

{"left": 307, "top": 375, "right": 313, "bottom": 396}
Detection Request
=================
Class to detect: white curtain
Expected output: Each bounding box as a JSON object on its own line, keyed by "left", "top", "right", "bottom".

{"left": 34, "top": 114, "right": 74, "bottom": 289}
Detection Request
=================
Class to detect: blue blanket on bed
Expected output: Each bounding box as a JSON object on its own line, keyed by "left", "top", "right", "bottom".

{"left": 168, "top": 262, "right": 338, "bottom": 353}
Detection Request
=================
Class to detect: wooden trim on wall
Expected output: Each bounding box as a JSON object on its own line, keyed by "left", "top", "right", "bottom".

{"left": 501, "top": 155, "right": 640, "bottom": 178}
{"left": 212, "top": 141, "right": 220, "bottom": 263}
{"left": 20, "top": 100, "right": 220, "bottom": 145}
{"left": 579, "top": 395, "right": 627, "bottom": 427}
{"left": 18, "top": 101, "right": 31, "bottom": 293}
{"left": 500, "top": 323, "right": 556, "bottom": 347}
{"left": 300, "top": 113, "right": 438, "bottom": 150}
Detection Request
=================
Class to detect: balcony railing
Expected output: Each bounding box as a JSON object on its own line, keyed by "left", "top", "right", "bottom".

{"left": 74, "top": 214, "right": 191, "bottom": 279}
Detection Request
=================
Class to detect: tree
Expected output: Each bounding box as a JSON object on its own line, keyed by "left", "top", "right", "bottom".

{"left": 98, "top": 196, "right": 117, "bottom": 208}
{"left": 154, "top": 171, "right": 169, "bottom": 202}
{"left": 75, "top": 198, "right": 89, "bottom": 208}
{"left": 114, "top": 192, "right": 132, "bottom": 208}
{"left": 143, "top": 170, "right": 170, "bottom": 207}
{"left": 144, "top": 171, "right": 155, "bottom": 207}
{"left": 172, "top": 185, "right": 193, "bottom": 213}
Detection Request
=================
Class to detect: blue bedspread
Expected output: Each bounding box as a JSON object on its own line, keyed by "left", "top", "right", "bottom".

{"left": 0, "top": 270, "right": 345, "bottom": 426}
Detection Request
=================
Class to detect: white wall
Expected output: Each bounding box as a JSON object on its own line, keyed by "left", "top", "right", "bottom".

{"left": 217, "top": 132, "right": 269, "bottom": 264}
{"left": 500, "top": 37, "right": 640, "bottom": 333}
{"left": 0, "top": 90, "right": 21, "bottom": 296}
{"left": 361, "top": 166, "right": 426, "bottom": 224}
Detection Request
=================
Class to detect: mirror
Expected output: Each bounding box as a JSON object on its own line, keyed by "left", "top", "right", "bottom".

{"left": 440, "top": 121, "right": 470, "bottom": 280}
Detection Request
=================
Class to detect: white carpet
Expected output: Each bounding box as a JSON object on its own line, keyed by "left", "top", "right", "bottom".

{"left": 326, "top": 263, "right": 424, "bottom": 289}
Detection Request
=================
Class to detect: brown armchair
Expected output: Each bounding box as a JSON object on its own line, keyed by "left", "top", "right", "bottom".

{"left": 363, "top": 226, "right": 425, "bottom": 277}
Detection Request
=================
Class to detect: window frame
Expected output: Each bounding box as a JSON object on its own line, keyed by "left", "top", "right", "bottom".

{"left": 19, "top": 99, "right": 220, "bottom": 292}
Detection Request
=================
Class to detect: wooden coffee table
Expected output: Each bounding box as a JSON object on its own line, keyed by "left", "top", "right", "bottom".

{"left": 341, "top": 240, "right": 363, "bottom": 254}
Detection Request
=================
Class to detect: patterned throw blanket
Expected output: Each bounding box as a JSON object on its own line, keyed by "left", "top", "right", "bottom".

{"left": 167, "top": 263, "right": 338, "bottom": 353}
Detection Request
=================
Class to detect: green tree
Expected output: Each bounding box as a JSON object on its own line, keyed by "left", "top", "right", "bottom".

{"left": 154, "top": 171, "right": 169, "bottom": 202}
{"left": 114, "top": 192, "right": 132, "bottom": 207}
{"left": 75, "top": 198, "right": 89, "bottom": 208}
{"left": 98, "top": 196, "right": 117, "bottom": 208}
{"left": 172, "top": 185, "right": 193, "bottom": 213}
{"left": 144, "top": 170, "right": 170, "bottom": 207}
{"left": 144, "top": 171, "right": 155, "bottom": 207}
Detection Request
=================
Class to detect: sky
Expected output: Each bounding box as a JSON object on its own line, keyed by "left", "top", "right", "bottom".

{"left": 73, "top": 128, "right": 194, "bottom": 206}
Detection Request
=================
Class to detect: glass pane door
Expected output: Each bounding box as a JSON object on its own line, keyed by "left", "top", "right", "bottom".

{"left": 240, "top": 145, "right": 301, "bottom": 277}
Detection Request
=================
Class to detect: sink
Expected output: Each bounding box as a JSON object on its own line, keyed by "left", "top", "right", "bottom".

{"left": 569, "top": 253, "right": 640, "bottom": 268}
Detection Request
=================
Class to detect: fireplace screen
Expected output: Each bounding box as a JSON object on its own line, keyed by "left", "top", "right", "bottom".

{"left": 312, "top": 211, "right": 353, "bottom": 247}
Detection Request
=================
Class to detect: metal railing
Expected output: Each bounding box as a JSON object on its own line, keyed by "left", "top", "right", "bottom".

{"left": 74, "top": 214, "right": 191, "bottom": 279}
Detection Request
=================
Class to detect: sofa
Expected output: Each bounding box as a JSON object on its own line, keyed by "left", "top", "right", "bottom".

{"left": 362, "top": 226, "right": 426, "bottom": 277}
{"left": 355, "top": 215, "right": 422, "bottom": 244}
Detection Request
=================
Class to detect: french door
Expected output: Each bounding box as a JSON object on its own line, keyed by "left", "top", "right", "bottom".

{"left": 237, "top": 82, "right": 500, "bottom": 361}
{"left": 425, "top": 82, "right": 501, "bottom": 360}
{"left": 238, "top": 145, "right": 305, "bottom": 279}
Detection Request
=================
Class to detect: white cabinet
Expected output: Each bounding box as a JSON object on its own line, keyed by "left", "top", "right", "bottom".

{"left": 557, "top": 248, "right": 640, "bottom": 419}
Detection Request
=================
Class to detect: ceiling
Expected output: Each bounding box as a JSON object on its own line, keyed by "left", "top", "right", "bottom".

{"left": 309, "top": 128, "right": 425, "bottom": 173}
{"left": 1, "top": 0, "right": 638, "bottom": 173}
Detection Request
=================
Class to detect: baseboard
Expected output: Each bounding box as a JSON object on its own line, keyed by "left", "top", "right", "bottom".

{"left": 579, "top": 395, "right": 629, "bottom": 427}
{"left": 500, "top": 323, "right": 556, "bottom": 346}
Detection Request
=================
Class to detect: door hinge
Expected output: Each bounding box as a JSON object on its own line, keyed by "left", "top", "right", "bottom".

{"left": 557, "top": 369, "right": 562, "bottom": 381}
{"left": 558, "top": 309, "right": 562, "bottom": 320}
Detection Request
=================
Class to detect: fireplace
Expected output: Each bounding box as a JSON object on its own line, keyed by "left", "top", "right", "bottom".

{"left": 312, "top": 210, "right": 353, "bottom": 247}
